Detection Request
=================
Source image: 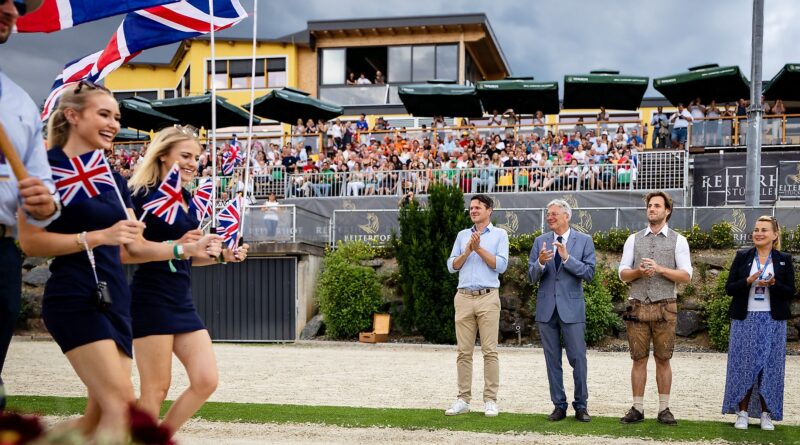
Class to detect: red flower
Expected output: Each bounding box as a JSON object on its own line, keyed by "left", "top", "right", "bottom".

{"left": 128, "top": 404, "right": 175, "bottom": 445}
{"left": 0, "top": 412, "right": 44, "bottom": 445}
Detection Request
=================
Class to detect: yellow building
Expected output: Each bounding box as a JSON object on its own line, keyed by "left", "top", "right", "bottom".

{"left": 105, "top": 13, "right": 510, "bottom": 117}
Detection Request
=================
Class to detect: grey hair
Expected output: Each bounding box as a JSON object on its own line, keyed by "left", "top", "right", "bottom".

{"left": 546, "top": 199, "right": 572, "bottom": 220}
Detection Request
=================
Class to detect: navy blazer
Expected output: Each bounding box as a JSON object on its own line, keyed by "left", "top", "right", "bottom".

{"left": 528, "top": 229, "right": 596, "bottom": 324}
{"left": 725, "top": 247, "right": 796, "bottom": 320}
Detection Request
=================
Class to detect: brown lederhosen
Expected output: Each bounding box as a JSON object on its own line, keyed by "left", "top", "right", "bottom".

{"left": 625, "top": 299, "right": 678, "bottom": 360}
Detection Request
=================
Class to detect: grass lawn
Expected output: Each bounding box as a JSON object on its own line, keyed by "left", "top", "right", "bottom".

{"left": 8, "top": 395, "right": 800, "bottom": 444}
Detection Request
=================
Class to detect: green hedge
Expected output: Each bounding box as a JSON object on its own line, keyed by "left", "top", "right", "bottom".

{"left": 704, "top": 268, "right": 732, "bottom": 351}
{"left": 583, "top": 268, "right": 621, "bottom": 346}
{"left": 317, "top": 241, "right": 383, "bottom": 339}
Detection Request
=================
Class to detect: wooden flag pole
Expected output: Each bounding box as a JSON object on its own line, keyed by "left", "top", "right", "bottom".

{"left": 0, "top": 122, "right": 29, "bottom": 181}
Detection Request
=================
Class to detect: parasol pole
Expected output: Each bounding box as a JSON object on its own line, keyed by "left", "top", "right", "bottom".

{"left": 209, "top": 0, "right": 219, "bottom": 230}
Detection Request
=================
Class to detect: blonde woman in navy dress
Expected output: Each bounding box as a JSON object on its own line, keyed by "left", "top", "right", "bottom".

{"left": 15, "top": 84, "right": 221, "bottom": 441}
{"left": 723, "top": 215, "right": 796, "bottom": 431}
{"left": 128, "top": 126, "right": 249, "bottom": 436}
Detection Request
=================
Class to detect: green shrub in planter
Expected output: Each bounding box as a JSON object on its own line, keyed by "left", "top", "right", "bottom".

{"left": 508, "top": 231, "right": 541, "bottom": 256}
{"left": 680, "top": 224, "right": 711, "bottom": 251}
{"left": 595, "top": 264, "right": 629, "bottom": 302}
{"left": 710, "top": 222, "right": 735, "bottom": 249}
{"left": 317, "top": 241, "right": 383, "bottom": 339}
{"left": 704, "top": 269, "right": 731, "bottom": 351}
{"left": 592, "top": 228, "right": 631, "bottom": 252}
{"left": 583, "top": 270, "right": 621, "bottom": 346}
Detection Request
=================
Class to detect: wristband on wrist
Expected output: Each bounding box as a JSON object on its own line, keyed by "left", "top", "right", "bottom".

{"left": 78, "top": 231, "right": 88, "bottom": 251}
{"left": 173, "top": 243, "right": 186, "bottom": 260}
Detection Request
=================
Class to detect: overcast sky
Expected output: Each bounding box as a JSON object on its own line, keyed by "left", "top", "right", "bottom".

{"left": 3, "top": 0, "right": 799, "bottom": 105}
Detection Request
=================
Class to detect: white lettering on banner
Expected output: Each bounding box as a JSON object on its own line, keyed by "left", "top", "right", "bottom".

{"left": 343, "top": 234, "right": 392, "bottom": 243}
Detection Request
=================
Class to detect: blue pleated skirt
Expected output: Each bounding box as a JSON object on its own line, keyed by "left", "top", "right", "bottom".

{"left": 721, "top": 311, "right": 787, "bottom": 420}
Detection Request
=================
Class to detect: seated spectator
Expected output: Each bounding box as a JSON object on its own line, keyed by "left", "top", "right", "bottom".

{"left": 357, "top": 73, "right": 372, "bottom": 85}
{"left": 626, "top": 128, "right": 643, "bottom": 148}
{"left": 346, "top": 72, "right": 357, "bottom": 85}
{"left": 374, "top": 70, "right": 385, "bottom": 85}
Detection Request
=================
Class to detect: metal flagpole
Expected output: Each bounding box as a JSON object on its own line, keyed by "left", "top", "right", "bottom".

{"left": 238, "top": 0, "right": 259, "bottom": 244}
{"left": 745, "top": 0, "right": 764, "bottom": 207}
{"left": 209, "top": 0, "right": 219, "bottom": 229}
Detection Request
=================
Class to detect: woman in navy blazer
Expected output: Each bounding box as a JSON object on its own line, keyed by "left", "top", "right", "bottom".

{"left": 722, "top": 215, "right": 796, "bottom": 431}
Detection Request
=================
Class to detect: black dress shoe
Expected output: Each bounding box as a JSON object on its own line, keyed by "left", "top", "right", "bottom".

{"left": 620, "top": 406, "right": 644, "bottom": 424}
{"left": 574, "top": 408, "right": 591, "bottom": 422}
{"left": 548, "top": 406, "right": 567, "bottom": 421}
{"left": 657, "top": 408, "right": 678, "bottom": 425}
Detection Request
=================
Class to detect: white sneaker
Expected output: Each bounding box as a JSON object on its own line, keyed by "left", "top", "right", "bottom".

{"left": 445, "top": 399, "right": 470, "bottom": 416}
{"left": 484, "top": 401, "right": 499, "bottom": 417}
{"left": 760, "top": 412, "right": 774, "bottom": 431}
{"left": 734, "top": 410, "right": 748, "bottom": 430}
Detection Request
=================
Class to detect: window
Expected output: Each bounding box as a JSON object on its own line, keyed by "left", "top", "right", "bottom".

{"left": 435, "top": 45, "right": 458, "bottom": 81}
{"left": 113, "top": 90, "right": 158, "bottom": 101}
{"left": 176, "top": 68, "right": 191, "bottom": 97}
{"left": 412, "top": 46, "right": 435, "bottom": 82}
{"left": 388, "top": 46, "right": 411, "bottom": 83}
{"left": 267, "top": 57, "right": 286, "bottom": 88}
{"left": 321, "top": 49, "right": 345, "bottom": 85}
{"left": 163, "top": 90, "right": 175, "bottom": 99}
{"left": 206, "top": 57, "right": 286, "bottom": 90}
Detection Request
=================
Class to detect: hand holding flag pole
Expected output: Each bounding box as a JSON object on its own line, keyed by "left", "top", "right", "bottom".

{"left": 0, "top": 122, "right": 29, "bottom": 181}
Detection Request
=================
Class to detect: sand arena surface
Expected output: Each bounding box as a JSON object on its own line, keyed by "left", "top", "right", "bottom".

{"left": 8, "top": 339, "right": 800, "bottom": 444}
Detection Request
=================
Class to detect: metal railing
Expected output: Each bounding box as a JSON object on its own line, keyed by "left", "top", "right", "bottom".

{"left": 687, "top": 114, "right": 800, "bottom": 148}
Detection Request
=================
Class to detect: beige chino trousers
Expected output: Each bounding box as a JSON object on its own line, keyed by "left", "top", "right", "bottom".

{"left": 454, "top": 289, "right": 500, "bottom": 403}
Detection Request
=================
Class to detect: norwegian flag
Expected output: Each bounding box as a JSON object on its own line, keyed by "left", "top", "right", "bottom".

{"left": 51, "top": 150, "right": 117, "bottom": 207}
{"left": 141, "top": 163, "right": 185, "bottom": 224}
{"left": 41, "top": 0, "right": 248, "bottom": 120}
{"left": 215, "top": 195, "right": 241, "bottom": 250}
{"left": 15, "top": 0, "right": 179, "bottom": 33}
{"left": 221, "top": 142, "right": 241, "bottom": 175}
{"left": 189, "top": 177, "right": 213, "bottom": 222}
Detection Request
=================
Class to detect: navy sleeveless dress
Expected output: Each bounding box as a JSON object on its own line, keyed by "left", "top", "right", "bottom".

{"left": 42, "top": 147, "right": 134, "bottom": 357}
{"left": 130, "top": 187, "right": 205, "bottom": 338}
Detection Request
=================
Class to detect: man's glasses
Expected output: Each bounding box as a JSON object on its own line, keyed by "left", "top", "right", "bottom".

{"left": 2, "top": 0, "right": 29, "bottom": 16}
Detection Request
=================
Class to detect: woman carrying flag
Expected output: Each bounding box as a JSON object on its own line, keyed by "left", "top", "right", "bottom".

{"left": 15, "top": 84, "right": 221, "bottom": 441}
{"left": 127, "top": 125, "right": 249, "bottom": 436}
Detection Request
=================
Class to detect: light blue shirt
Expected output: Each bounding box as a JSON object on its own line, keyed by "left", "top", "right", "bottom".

{"left": 447, "top": 223, "right": 509, "bottom": 289}
{"left": 0, "top": 69, "right": 60, "bottom": 229}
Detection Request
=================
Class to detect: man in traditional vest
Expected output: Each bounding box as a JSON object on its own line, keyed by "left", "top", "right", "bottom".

{"left": 618, "top": 191, "right": 692, "bottom": 425}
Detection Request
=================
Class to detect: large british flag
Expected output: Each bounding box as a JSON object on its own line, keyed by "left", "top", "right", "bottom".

{"left": 51, "top": 150, "right": 117, "bottom": 207}
{"left": 189, "top": 177, "right": 213, "bottom": 222}
{"left": 216, "top": 195, "right": 241, "bottom": 250}
{"left": 42, "top": 0, "right": 247, "bottom": 120}
{"left": 141, "top": 163, "right": 185, "bottom": 224}
{"left": 15, "top": 0, "right": 179, "bottom": 33}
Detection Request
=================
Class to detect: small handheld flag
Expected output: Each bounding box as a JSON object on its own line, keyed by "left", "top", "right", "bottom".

{"left": 215, "top": 195, "right": 241, "bottom": 250}
{"left": 140, "top": 163, "right": 184, "bottom": 224}
{"left": 189, "top": 177, "right": 213, "bottom": 223}
{"left": 51, "top": 150, "right": 116, "bottom": 206}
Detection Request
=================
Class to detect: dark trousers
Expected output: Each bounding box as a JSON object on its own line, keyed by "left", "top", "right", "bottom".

{"left": 0, "top": 238, "right": 22, "bottom": 376}
{"left": 538, "top": 306, "right": 588, "bottom": 411}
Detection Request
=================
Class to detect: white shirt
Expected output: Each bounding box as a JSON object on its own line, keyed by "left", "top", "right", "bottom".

{"left": 747, "top": 256, "right": 773, "bottom": 312}
{"left": 618, "top": 224, "right": 693, "bottom": 279}
{"left": 356, "top": 77, "right": 372, "bottom": 85}
{"left": 671, "top": 109, "right": 693, "bottom": 129}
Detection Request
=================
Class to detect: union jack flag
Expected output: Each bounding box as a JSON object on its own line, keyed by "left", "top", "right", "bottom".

{"left": 42, "top": 0, "right": 247, "bottom": 120}
{"left": 189, "top": 177, "right": 213, "bottom": 222}
{"left": 216, "top": 195, "right": 241, "bottom": 250}
{"left": 15, "top": 0, "right": 179, "bottom": 33}
{"left": 141, "top": 163, "right": 185, "bottom": 224}
{"left": 51, "top": 150, "right": 117, "bottom": 207}
{"left": 221, "top": 142, "right": 241, "bottom": 175}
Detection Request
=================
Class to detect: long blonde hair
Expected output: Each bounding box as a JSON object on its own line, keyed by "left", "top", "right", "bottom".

{"left": 757, "top": 215, "right": 782, "bottom": 250}
{"left": 128, "top": 126, "right": 199, "bottom": 196}
{"left": 46, "top": 84, "right": 114, "bottom": 149}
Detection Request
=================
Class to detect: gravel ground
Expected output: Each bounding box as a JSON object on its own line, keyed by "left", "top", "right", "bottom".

{"left": 7, "top": 338, "right": 800, "bottom": 444}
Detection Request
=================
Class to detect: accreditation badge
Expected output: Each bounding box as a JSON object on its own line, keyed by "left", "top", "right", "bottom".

{"left": 754, "top": 286, "right": 766, "bottom": 301}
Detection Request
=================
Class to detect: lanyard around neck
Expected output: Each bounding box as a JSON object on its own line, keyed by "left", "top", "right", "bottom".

{"left": 755, "top": 253, "right": 772, "bottom": 281}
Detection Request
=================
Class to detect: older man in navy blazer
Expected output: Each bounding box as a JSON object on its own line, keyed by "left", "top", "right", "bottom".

{"left": 529, "top": 199, "right": 596, "bottom": 422}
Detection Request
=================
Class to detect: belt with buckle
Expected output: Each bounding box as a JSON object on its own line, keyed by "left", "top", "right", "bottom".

{"left": 458, "top": 288, "right": 494, "bottom": 296}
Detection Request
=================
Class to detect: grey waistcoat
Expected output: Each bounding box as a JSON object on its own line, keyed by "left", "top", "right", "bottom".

{"left": 629, "top": 228, "right": 679, "bottom": 303}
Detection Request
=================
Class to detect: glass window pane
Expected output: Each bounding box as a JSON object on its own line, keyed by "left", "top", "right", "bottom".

{"left": 268, "top": 71, "right": 286, "bottom": 88}
{"left": 388, "top": 46, "right": 411, "bottom": 83}
{"left": 229, "top": 60, "right": 254, "bottom": 76}
{"left": 137, "top": 91, "right": 158, "bottom": 100}
{"left": 163, "top": 90, "right": 175, "bottom": 99}
{"left": 435, "top": 45, "right": 458, "bottom": 81}
{"left": 212, "top": 74, "right": 227, "bottom": 89}
{"left": 267, "top": 57, "right": 286, "bottom": 72}
{"left": 253, "top": 76, "right": 266, "bottom": 88}
{"left": 321, "top": 49, "right": 345, "bottom": 85}
{"left": 231, "top": 76, "right": 248, "bottom": 89}
{"left": 412, "top": 45, "right": 435, "bottom": 82}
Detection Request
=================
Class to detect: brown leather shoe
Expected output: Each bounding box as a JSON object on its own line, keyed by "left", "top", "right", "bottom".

{"left": 657, "top": 408, "right": 678, "bottom": 425}
{"left": 620, "top": 406, "right": 644, "bottom": 424}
